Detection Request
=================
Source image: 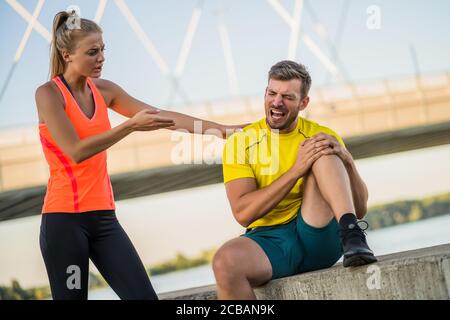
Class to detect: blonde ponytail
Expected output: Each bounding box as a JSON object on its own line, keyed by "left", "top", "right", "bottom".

{"left": 50, "top": 11, "right": 69, "bottom": 79}
{"left": 49, "top": 11, "right": 102, "bottom": 79}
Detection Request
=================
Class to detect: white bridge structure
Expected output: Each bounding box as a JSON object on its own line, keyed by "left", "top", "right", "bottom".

{"left": 1, "top": 0, "right": 449, "bottom": 220}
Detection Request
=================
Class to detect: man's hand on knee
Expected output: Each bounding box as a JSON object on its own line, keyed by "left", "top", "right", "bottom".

{"left": 293, "top": 138, "right": 334, "bottom": 177}
{"left": 306, "top": 133, "right": 352, "bottom": 165}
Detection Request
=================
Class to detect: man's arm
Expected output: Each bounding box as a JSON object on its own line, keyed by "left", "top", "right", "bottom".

{"left": 308, "top": 133, "right": 369, "bottom": 219}
{"left": 226, "top": 171, "right": 300, "bottom": 228}
{"left": 225, "top": 140, "right": 333, "bottom": 227}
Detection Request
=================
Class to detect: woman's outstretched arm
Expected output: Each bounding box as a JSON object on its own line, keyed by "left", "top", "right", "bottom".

{"left": 104, "top": 80, "right": 248, "bottom": 138}
{"left": 36, "top": 83, "right": 174, "bottom": 163}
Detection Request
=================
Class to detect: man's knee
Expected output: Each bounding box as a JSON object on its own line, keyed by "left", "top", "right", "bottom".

{"left": 212, "top": 245, "right": 244, "bottom": 283}
{"left": 311, "top": 154, "right": 343, "bottom": 171}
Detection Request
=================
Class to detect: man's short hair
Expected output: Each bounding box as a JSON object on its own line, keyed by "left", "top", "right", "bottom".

{"left": 268, "top": 60, "right": 312, "bottom": 98}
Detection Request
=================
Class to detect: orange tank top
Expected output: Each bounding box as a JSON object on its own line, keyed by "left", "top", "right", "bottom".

{"left": 38, "top": 76, "right": 115, "bottom": 213}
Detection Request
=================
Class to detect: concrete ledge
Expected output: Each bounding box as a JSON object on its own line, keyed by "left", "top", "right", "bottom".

{"left": 159, "top": 244, "right": 450, "bottom": 300}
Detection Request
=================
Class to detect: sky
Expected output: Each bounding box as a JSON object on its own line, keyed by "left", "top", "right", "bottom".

{"left": 1, "top": 0, "right": 450, "bottom": 128}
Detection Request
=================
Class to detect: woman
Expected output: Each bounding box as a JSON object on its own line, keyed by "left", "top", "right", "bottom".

{"left": 36, "top": 10, "right": 242, "bottom": 300}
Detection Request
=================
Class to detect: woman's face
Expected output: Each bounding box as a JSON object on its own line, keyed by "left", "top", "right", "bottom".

{"left": 62, "top": 32, "right": 105, "bottom": 78}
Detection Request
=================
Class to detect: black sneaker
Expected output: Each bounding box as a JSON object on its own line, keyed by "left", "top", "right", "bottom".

{"left": 340, "top": 220, "right": 378, "bottom": 267}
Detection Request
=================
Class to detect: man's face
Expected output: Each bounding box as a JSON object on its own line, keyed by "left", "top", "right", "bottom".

{"left": 264, "top": 78, "right": 309, "bottom": 132}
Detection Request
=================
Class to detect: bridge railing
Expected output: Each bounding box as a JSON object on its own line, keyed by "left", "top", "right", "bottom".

{"left": 1, "top": 71, "right": 449, "bottom": 192}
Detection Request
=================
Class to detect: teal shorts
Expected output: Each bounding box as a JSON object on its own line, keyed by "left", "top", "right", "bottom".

{"left": 242, "top": 210, "right": 343, "bottom": 279}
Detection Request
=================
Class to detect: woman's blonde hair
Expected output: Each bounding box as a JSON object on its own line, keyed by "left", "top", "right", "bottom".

{"left": 50, "top": 11, "right": 102, "bottom": 79}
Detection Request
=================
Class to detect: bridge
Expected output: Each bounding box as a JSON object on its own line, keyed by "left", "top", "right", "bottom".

{"left": 1, "top": 71, "right": 450, "bottom": 221}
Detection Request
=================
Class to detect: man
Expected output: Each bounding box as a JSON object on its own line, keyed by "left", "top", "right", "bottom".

{"left": 213, "top": 60, "right": 377, "bottom": 299}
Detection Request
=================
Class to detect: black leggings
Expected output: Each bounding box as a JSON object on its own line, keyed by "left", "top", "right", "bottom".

{"left": 40, "top": 210, "right": 157, "bottom": 300}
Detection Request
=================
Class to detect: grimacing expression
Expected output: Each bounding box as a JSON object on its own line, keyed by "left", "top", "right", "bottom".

{"left": 264, "top": 78, "right": 308, "bottom": 131}
{"left": 62, "top": 32, "right": 105, "bottom": 78}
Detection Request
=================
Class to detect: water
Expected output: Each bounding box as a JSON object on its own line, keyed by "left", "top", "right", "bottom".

{"left": 89, "top": 264, "right": 216, "bottom": 300}
{"left": 88, "top": 214, "right": 450, "bottom": 300}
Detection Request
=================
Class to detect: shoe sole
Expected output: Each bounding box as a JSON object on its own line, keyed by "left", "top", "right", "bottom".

{"left": 343, "top": 254, "right": 378, "bottom": 268}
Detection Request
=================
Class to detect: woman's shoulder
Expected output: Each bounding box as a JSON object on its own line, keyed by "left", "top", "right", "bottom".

{"left": 90, "top": 78, "right": 118, "bottom": 91}
{"left": 90, "top": 78, "right": 119, "bottom": 106}
{"left": 35, "top": 80, "right": 62, "bottom": 103}
{"left": 36, "top": 80, "right": 57, "bottom": 92}
{"left": 35, "top": 80, "right": 65, "bottom": 122}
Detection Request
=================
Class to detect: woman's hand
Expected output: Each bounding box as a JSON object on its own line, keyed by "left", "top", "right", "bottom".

{"left": 128, "top": 109, "right": 175, "bottom": 132}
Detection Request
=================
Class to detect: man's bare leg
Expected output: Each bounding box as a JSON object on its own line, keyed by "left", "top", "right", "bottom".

{"left": 306, "top": 154, "right": 377, "bottom": 267}
{"left": 300, "top": 170, "right": 335, "bottom": 228}
{"left": 308, "top": 154, "right": 355, "bottom": 222}
{"left": 212, "top": 237, "right": 272, "bottom": 299}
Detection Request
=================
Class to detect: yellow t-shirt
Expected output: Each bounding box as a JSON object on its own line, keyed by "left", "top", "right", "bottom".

{"left": 222, "top": 117, "right": 345, "bottom": 229}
